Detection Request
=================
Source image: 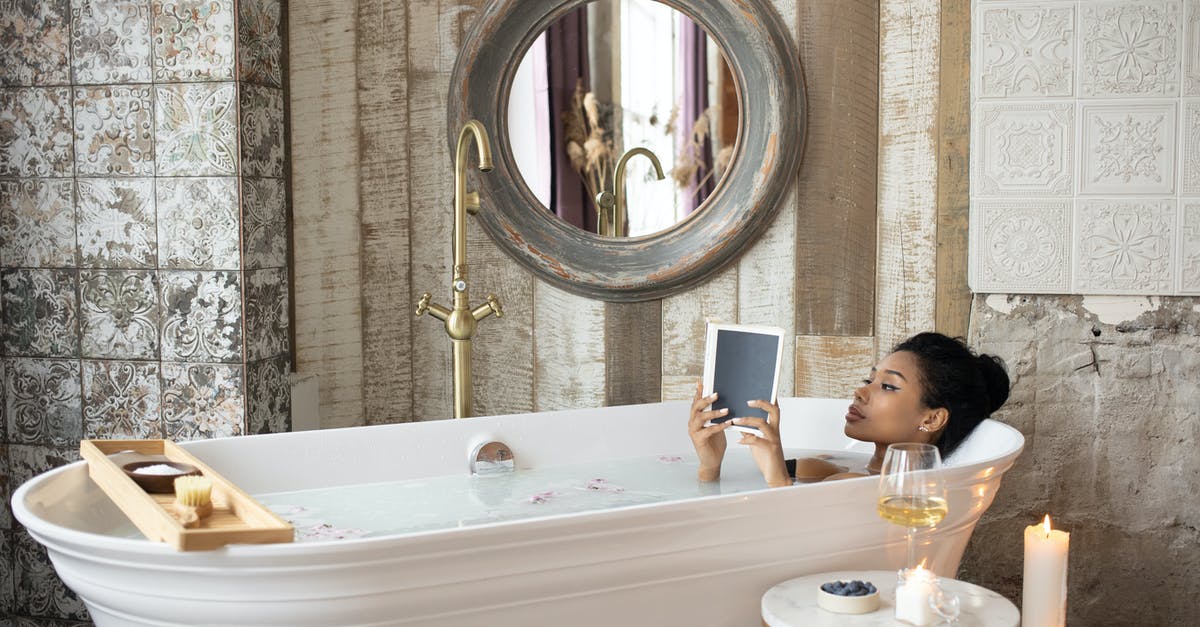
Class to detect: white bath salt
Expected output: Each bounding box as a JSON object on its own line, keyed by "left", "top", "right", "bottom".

{"left": 132, "top": 464, "right": 185, "bottom": 476}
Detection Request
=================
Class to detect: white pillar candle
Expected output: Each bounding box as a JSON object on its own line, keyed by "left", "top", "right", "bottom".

{"left": 1022, "top": 514, "right": 1069, "bottom": 627}
{"left": 895, "top": 564, "right": 937, "bottom": 626}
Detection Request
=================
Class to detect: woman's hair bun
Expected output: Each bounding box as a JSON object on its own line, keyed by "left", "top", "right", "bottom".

{"left": 975, "top": 353, "right": 1010, "bottom": 414}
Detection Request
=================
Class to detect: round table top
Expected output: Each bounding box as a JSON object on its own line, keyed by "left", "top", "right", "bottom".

{"left": 761, "top": 570, "right": 1019, "bottom": 627}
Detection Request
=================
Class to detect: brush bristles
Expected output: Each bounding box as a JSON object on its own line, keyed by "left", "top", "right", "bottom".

{"left": 174, "top": 475, "right": 212, "bottom": 507}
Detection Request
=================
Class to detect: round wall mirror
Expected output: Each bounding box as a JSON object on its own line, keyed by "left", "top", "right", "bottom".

{"left": 507, "top": 0, "right": 740, "bottom": 238}
{"left": 450, "top": 0, "right": 805, "bottom": 301}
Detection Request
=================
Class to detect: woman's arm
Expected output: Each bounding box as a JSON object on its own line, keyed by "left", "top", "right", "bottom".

{"left": 688, "top": 381, "right": 731, "bottom": 482}
{"left": 732, "top": 400, "right": 791, "bottom": 488}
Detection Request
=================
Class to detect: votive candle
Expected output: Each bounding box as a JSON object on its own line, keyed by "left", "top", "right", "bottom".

{"left": 1022, "top": 514, "right": 1069, "bottom": 627}
{"left": 895, "top": 563, "right": 937, "bottom": 626}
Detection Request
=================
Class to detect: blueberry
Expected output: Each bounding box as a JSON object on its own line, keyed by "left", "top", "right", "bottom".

{"left": 820, "top": 583, "right": 835, "bottom": 594}
{"left": 866, "top": 583, "right": 877, "bottom": 594}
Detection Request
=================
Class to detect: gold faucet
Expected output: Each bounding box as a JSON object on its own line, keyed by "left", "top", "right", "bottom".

{"left": 595, "top": 147, "right": 665, "bottom": 237}
{"left": 415, "top": 120, "right": 503, "bottom": 419}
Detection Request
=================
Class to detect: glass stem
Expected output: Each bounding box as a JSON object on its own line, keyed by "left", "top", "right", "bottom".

{"left": 906, "top": 526, "right": 916, "bottom": 569}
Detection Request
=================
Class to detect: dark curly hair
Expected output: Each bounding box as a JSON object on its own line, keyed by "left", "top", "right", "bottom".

{"left": 891, "top": 333, "right": 1010, "bottom": 457}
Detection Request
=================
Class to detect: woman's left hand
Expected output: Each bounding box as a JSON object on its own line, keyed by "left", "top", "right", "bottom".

{"left": 734, "top": 400, "right": 791, "bottom": 488}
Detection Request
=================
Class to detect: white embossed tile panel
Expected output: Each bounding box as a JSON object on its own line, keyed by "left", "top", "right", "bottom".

{"left": 1181, "top": 201, "right": 1200, "bottom": 292}
{"left": 1081, "top": 1, "right": 1181, "bottom": 98}
{"left": 1079, "top": 103, "right": 1177, "bottom": 195}
{"left": 974, "top": 199, "right": 1071, "bottom": 293}
{"left": 976, "top": 3, "right": 1074, "bottom": 99}
{"left": 1073, "top": 199, "right": 1176, "bottom": 293}
{"left": 1183, "top": 101, "right": 1200, "bottom": 193}
{"left": 974, "top": 103, "right": 1074, "bottom": 196}
{"left": 1186, "top": 0, "right": 1200, "bottom": 95}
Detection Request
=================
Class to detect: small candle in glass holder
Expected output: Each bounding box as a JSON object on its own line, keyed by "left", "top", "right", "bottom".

{"left": 895, "top": 563, "right": 937, "bottom": 626}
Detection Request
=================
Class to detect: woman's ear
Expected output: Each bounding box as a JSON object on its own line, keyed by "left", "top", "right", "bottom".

{"left": 920, "top": 407, "right": 949, "bottom": 434}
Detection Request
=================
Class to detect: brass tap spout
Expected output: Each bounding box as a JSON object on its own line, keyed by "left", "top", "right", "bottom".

{"left": 415, "top": 120, "right": 502, "bottom": 419}
{"left": 595, "top": 147, "right": 665, "bottom": 237}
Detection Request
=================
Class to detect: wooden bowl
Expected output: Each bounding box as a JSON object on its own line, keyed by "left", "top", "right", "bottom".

{"left": 122, "top": 461, "right": 201, "bottom": 493}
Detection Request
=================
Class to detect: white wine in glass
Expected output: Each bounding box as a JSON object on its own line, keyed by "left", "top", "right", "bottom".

{"left": 877, "top": 442, "right": 947, "bottom": 569}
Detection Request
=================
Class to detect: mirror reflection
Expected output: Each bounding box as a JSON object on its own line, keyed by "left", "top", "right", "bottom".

{"left": 508, "top": 0, "right": 740, "bottom": 237}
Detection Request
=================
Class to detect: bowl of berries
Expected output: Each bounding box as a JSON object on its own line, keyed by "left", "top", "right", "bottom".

{"left": 817, "top": 579, "right": 879, "bottom": 614}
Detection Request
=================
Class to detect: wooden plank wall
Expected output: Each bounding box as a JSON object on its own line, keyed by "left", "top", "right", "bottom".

{"left": 289, "top": 0, "right": 959, "bottom": 424}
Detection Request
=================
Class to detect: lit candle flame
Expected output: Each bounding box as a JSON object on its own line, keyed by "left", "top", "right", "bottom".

{"left": 1043, "top": 514, "right": 1052, "bottom": 537}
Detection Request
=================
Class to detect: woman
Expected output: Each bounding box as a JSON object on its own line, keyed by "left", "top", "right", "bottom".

{"left": 688, "top": 332, "right": 1011, "bottom": 486}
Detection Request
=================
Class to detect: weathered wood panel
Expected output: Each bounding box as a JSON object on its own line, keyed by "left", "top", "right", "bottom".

{"left": 876, "top": 0, "right": 940, "bottom": 354}
{"left": 533, "top": 282, "right": 606, "bottom": 411}
{"left": 661, "top": 265, "right": 738, "bottom": 401}
{"left": 935, "top": 0, "right": 972, "bottom": 340}
{"left": 407, "top": 0, "right": 476, "bottom": 420}
{"left": 289, "top": 0, "right": 364, "bottom": 429}
{"left": 794, "top": 335, "right": 876, "bottom": 399}
{"left": 793, "top": 0, "right": 878, "bottom": 337}
{"left": 605, "top": 300, "right": 662, "bottom": 406}
{"left": 357, "top": 0, "right": 413, "bottom": 424}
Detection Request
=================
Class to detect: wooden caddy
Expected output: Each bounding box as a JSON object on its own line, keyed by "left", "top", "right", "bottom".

{"left": 80, "top": 439, "right": 293, "bottom": 551}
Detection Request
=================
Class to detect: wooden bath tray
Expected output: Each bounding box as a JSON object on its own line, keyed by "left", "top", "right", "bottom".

{"left": 80, "top": 439, "right": 293, "bottom": 551}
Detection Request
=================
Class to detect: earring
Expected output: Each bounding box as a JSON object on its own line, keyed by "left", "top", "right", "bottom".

{"left": 918, "top": 425, "right": 930, "bottom": 432}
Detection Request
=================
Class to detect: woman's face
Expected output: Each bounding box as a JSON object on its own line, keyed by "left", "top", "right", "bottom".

{"left": 844, "top": 350, "right": 938, "bottom": 446}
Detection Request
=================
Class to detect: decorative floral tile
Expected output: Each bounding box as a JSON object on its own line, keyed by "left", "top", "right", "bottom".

{"left": 1, "top": 269, "right": 79, "bottom": 358}
{"left": 82, "top": 360, "right": 162, "bottom": 439}
{"left": 972, "top": 200, "right": 1071, "bottom": 293}
{"left": 80, "top": 270, "right": 159, "bottom": 359}
{"left": 239, "top": 84, "right": 284, "bottom": 178}
{"left": 246, "top": 357, "right": 290, "bottom": 435}
{"left": 154, "top": 83, "right": 237, "bottom": 176}
{"left": 12, "top": 529, "right": 89, "bottom": 620}
{"left": 973, "top": 103, "right": 1073, "bottom": 196}
{"left": 0, "top": 444, "right": 10, "bottom": 529}
{"left": 245, "top": 268, "right": 288, "bottom": 361}
{"left": 1082, "top": 1, "right": 1181, "bottom": 97}
{"left": 242, "top": 177, "right": 287, "bottom": 269}
{"left": 1074, "top": 199, "right": 1175, "bottom": 294}
{"left": 152, "top": 0, "right": 235, "bottom": 81}
{"left": 1079, "top": 103, "right": 1176, "bottom": 195}
{"left": 76, "top": 177, "right": 156, "bottom": 268}
{"left": 73, "top": 85, "right": 154, "bottom": 176}
{"left": 1186, "top": 0, "right": 1200, "bottom": 95}
{"left": 238, "top": 0, "right": 283, "bottom": 87}
{"left": 7, "top": 444, "right": 80, "bottom": 490}
{"left": 160, "top": 270, "right": 242, "bottom": 362}
{"left": 3, "top": 358, "right": 82, "bottom": 447}
{"left": 0, "top": 0, "right": 71, "bottom": 87}
{"left": 0, "top": 87, "right": 74, "bottom": 177}
{"left": 71, "top": 0, "right": 154, "bottom": 84}
{"left": 0, "top": 178, "right": 75, "bottom": 268}
{"left": 976, "top": 4, "right": 1074, "bottom": 98}
{"left": 157, "top": 177, "right": 239, "bottom": 269}
{"left": 1181, "top": 202, "right": 1200, "bottom": 293}
{"left": 1182, "top": 101, "right": 1200, "bottom": 194}
{"left": 161, "top": 362, "right": 243, "bottom": 440}
{"left": 0, "top": 530, "right": 12, "bottom": 608}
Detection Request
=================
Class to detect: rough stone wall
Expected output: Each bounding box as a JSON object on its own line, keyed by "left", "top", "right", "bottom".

{"left": 960, "top": 294, "right": 1200, "bottom": 626}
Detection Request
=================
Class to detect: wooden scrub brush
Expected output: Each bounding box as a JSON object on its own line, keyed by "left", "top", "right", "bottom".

{"left": 171, "top": 475, "right": 213, "bottom": 528}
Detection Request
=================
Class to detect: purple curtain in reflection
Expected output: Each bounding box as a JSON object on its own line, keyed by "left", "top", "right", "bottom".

{"left": 676, "top": 15, "right": 713, "bottom": 216}
{"left": 546, "top": 6, "right": 594, "bottom": 231}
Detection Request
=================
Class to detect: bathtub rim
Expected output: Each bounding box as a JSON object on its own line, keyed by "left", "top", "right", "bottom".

{"left": 12, "top": 418, "right": 1024, "bottom": 562}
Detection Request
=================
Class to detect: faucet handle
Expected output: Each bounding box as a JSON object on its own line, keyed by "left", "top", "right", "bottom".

{"left": 415, "top": 292, "right": 432, "bottom": 316}
{"left": 472, "top": 293, "right": 504, "bottom": 321}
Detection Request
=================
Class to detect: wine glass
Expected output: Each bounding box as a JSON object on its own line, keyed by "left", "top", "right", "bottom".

{"left": 929, "top": 585, "right": 961, "bottom": 626}
{"left": 877, "top": 443, "right": 947, "bottom": 569}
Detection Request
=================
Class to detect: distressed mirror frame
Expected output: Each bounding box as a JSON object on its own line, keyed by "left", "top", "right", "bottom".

{"left": 449, "top": 0, "right": 806, "bottom": 302}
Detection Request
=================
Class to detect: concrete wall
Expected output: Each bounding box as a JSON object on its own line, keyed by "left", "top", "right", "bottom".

{"left": 961, "top": 294, "right": 1200, "bottom": 625}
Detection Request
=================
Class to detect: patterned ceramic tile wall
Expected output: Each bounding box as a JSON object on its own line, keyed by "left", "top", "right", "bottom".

{"left": 971, "top": 0, "right": 1200, "bottom": 294}
{"left": 0, "top": 0, "right": 289, "bottom": 620}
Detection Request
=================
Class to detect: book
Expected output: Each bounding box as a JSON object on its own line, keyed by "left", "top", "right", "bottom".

{"left": 701, "top": 322, "right": 785, "bottom": 435}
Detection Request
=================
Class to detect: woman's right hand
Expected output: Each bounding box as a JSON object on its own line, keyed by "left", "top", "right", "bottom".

{"left": 689, "top": 381, "right": 731, "bottom": 482}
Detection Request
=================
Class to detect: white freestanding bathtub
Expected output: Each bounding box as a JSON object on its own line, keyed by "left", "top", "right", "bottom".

{"left": 13, "top": 398, "right": 1023, "bottom": 626}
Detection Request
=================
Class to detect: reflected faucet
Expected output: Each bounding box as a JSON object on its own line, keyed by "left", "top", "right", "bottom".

{"left": 595, "top": 147, "right": 665, "bottom": 237}
{"left": 415, "top": 120, "right": 504, "bottom": 419}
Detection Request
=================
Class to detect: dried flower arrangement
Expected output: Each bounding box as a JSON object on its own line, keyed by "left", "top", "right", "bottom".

{"left": 561, "top": 80, "right": 730, "bottom": 221}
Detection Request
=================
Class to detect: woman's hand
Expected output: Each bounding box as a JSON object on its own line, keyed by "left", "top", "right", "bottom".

{"left": 733, "top": 400, "right": 791, "bottom": 488}
{"left": 688, "top": 381, "right": 730, "bottom": 482}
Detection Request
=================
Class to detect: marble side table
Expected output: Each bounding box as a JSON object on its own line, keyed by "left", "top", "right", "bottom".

{"left": 762, "top": 570, "right": 1019, "bottom": 627}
